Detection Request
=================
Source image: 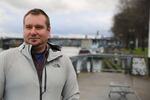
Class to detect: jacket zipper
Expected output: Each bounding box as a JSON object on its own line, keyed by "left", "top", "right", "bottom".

{"left": 30, "top": 59, "right": 43, "bottom": 100}
{"left": 31, "top": 51, "right": 48, "bottom": 100}
{"left": 39, "top": 66, "right": 47, "bottom": 100}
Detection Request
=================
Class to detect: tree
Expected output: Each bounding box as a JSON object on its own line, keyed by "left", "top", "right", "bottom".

{"left": 112, "top": 0, "right": 149, "bottom": 49}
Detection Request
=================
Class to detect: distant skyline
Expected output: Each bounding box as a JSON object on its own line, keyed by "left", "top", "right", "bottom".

{"left": 0, "top": 0, "right": 119, "bottom": 38}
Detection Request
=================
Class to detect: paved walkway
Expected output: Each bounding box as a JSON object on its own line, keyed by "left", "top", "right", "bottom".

{"left": 78, "top": 72, "right": 150, "bottom": 100}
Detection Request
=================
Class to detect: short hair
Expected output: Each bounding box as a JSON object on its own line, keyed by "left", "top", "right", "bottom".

{"left": 23, "top": 8, "right": 50, "bottom": 28}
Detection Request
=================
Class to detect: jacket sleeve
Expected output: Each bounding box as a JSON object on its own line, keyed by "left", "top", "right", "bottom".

{"left": 0, "top": 53, "right": 5, "bottom": 100}
{"left": 62, "top": 56, "right": 80, "bottom": 100}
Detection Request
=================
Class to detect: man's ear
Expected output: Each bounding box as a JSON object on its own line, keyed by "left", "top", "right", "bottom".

{"left": 48, "top": 27, "right": 51, "bottom": 38}
{"left": 47, "top": 26, "right": 51, "bottom": 32}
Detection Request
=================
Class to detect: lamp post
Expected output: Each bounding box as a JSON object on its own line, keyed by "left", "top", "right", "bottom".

{"left": 148, "top": 10, "right": 150, "bottom": 76}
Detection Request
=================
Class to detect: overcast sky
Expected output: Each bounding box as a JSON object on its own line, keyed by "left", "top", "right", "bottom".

{"left": 0, "top": 0, "right": 119, "bottom": 38}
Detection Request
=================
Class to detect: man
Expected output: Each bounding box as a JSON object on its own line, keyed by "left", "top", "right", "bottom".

{"left": 0, "top": 8, "right": 80, "bottom": 100}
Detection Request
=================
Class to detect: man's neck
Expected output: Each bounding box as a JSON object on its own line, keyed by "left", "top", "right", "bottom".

{"left": 32, "top": 44, "right": 47, "bottom": 53}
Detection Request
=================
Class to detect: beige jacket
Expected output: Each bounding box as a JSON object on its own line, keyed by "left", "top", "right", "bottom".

{"left": 0, "top": 43, "right": 80, "bottom": 100}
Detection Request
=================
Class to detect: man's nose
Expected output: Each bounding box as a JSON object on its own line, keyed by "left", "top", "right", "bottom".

{"left": 30, "top": 27, "right": 37, "bottom": 35}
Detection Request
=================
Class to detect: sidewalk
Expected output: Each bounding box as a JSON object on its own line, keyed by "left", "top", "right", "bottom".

{"left": 78, "top": 72, "right": 150, "bottom": 100}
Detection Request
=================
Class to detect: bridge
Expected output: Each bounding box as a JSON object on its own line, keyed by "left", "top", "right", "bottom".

{"left": 0, "top": 37, "right": 122, "bottom": 50}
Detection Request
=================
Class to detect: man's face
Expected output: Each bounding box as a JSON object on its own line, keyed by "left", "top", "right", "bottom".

{"left": 23, "top": 14, "right": 50, "bottom": 46}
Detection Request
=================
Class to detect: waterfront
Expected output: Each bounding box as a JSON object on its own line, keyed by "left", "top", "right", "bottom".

{"left": 0, "top": 47, "right": 150, "bottom": 100}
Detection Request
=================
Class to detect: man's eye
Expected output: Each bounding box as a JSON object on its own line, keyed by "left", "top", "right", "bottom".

{"left": 25, "top": 26, "right": 32, "bottom": 29}
{"left": 35, "top": 26, "right": 43, "bottom": 30}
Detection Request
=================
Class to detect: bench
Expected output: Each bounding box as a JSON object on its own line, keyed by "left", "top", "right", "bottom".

{"left": 108, "top": 82, "right": 137, "bottom": 100}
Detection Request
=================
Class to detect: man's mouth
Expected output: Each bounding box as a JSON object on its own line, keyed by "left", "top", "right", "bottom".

{"left": 30, "top": 38, "right": 40, "bottom": 40}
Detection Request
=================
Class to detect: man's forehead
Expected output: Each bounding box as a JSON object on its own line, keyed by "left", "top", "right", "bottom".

{"left": 25, "top": 14, "right": 46, "bottom": 20}
{"left": 24, "top": 14, "right": 46, "bottom": 24}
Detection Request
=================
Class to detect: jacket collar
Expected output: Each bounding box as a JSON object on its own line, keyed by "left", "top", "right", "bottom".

{"left": 18, "top": 42, "right": 62, "bottom": 62}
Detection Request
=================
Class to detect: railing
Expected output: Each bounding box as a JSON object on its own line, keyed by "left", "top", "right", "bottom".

{"left": 70, "top": 53, "right": 148, "bottom": 76}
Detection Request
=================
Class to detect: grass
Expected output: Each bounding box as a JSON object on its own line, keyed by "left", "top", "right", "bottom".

{"left": 121, "top": 48, "right": 148, "bottom": 56}
{"left": 102, "top": 58, "right": 122, "bottom": 72}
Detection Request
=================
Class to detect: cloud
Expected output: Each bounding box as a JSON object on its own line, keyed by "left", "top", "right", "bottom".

{"left": 0, "top": 1, "right": 23, "bottom": 34}
{"left": 0, "top": 0, "right": 119, "bottom": 37}
{"left": 1, "top": 0, "right": 118, "bottom": 12}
